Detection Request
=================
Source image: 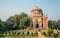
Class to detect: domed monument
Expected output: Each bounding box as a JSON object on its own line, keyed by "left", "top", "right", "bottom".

{"left": 29, "top": 6, "right": 48, "bottom": 30}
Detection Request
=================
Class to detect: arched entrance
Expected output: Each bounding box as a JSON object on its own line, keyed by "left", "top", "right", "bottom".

{"left": 35, "top": 21, "right": 39, "bottom": 28}
{"left": 36, "top": 23, "right": 39, "bottom": 28}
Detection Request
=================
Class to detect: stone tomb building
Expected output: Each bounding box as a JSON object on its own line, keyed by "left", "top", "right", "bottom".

{"left": 29, "top": 6, "right": 48, "bottom": 30}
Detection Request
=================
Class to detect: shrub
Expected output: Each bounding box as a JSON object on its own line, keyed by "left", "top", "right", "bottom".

{"left": 8, "top": 32, "right": 12, "bottom": 35}
{"left": 34, "top": 32, "right": 38, "bottom": 36}
{"left": 47, "top": 29, "right": 53, "bottom": 37}
{"left": 12, "top": 31, "right": 16, "bottom": 35}
{"left": 17, "top": 32, "right": 20, "bottom": 35}
{"left": 4, "top": 32, "right": 7, "bottom": 35}
{"left": 22, "top": 32, "right": 24, "bottom": 35}
{"left": 26, "top": 31, "right": 29, "bottom": 35}
{"left": 42, "top": 31, "right": 47, "bottom": 36}
{"left": 0, "top": 32, "right": 5, "bottom": 37}
{"left": 4, "top": 32, "right": 9, "bottom": 36}
{"left": 30, "top": 32, "right": 34, "bottom": 36}
{"left": 52, "top": 31, "right": 59, "bottom": 38}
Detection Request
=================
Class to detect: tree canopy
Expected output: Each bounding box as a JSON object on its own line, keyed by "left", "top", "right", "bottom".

{"left": 48, "top": 20, "right": 60, "bottom": 30}
{"left": 6, "top": 12, "right": 30, "bottom": 30}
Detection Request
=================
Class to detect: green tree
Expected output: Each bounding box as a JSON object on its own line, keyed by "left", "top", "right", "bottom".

{"left": 19, "top": 13, "right": 30, "bottom": 29}
{"left": 0, "top": 19, "right": 1, "bottom": 22}
{"left": 48, "top": 20, "right": 57, "bottom": 29}
{"left": 6, "top": 12, "right": 30, "bottom": 30}
{"left": 48, "top": 19, "right": 60, "bottom": 30}
{"left": 57, "top": 19, "right": 60, "bottom": 30}
{"left": 0, "top": 19, "right": 2, "bottom": 31}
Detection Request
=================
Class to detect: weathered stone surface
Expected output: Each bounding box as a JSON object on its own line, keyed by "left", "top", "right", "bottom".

{"left": 30, "top": 6, "right": 48, "bottom": 30}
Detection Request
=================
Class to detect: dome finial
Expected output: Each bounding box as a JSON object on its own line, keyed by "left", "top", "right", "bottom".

{"left": 35, "top": 6, "right": 38, "bottom": 8}
{"left": 31, "top": 6, "right": 41, "bottom": 11}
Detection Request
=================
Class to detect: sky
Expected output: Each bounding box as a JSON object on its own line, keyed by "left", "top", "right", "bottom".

{"left": 0, "top": 0, "right": 60, "bottom": 21}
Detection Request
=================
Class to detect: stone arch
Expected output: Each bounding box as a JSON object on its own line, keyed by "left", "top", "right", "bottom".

{"left": 35, "top": 21, "right": 39, "bottom": 28}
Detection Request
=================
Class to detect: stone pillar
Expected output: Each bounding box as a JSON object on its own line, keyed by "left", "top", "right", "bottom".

{"left": 33, "top": 22, "right": 36, "bottom": 29}
{"left": 39, "top": 22, "right": 41, "bottom": 30}
{"left": 43, "top": 15, "right": 48, "bottom": 30}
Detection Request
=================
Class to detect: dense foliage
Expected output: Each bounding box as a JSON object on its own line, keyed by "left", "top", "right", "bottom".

{"left": 42, "top": 29, "right": 59, "bottom": 38}
{"left": 48, "top": 20, "right": 60, "bottom": 30}
{"left": 0, "top": 12, "right": 30, "bottom": 32}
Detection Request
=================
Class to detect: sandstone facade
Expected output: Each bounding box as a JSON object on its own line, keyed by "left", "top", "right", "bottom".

{"left": 29, "top": 6, "right": 48, "bottom": 30}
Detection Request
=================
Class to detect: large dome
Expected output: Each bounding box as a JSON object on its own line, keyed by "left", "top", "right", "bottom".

{"left": 32, "top": 6, "right": 40, "bottom": 10}
{"left": 31, "top": 6, "right": 43, "bottom": 15}
{"left": 31, "top": 6, "right": 42, "bottom": 11}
